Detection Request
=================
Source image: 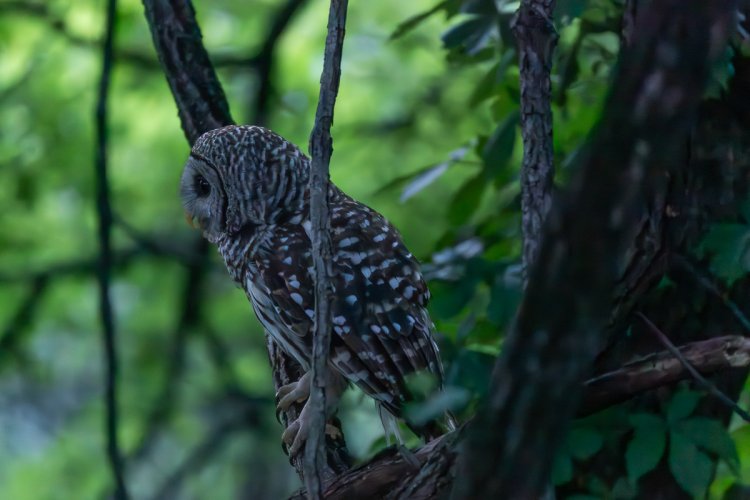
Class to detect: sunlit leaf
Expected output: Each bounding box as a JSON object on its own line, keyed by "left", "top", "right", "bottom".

{"left": 442, "top": 17, "right": 497, "bottom": 55}
{"left": 390, "top": 2, "right": 448, "bottom": 40}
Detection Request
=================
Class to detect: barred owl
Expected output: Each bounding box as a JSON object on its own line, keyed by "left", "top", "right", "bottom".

{"left": 180, "top": 125, "right": 453, "bottom": 455}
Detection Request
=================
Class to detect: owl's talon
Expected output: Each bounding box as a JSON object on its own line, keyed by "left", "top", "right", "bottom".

{"left": 282, "top": 405, "right": 314, "bottom": 457}
{"left": 276, "top": 371, "right": 312, "bottom": 412}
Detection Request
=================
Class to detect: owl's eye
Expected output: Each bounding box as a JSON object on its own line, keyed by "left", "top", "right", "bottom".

{"left": 194, "top": 174, "right": 211, "bottom": 197}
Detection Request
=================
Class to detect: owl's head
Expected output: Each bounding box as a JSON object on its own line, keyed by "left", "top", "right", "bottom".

{"left": 180, "top": 125, "right": 309, "bottom": 242}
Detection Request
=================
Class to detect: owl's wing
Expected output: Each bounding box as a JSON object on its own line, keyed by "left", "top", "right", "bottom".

{"left": 255, "top": 198, "right": 443, "bottom": 417}
{"left": 326, "top": 197, "right": 444, "bottom": 416}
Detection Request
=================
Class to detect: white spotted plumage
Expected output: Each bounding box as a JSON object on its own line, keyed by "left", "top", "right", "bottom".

{"left": 180, "top": 125, "right": 452, "bottom": 448}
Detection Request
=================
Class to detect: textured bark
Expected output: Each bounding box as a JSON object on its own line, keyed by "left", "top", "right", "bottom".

{"left": 581, "top": 336, "right": 750, "bottom": 416}
{"left": 141, "top": 0, "right": 350, "bottom": 481}
{"left": 452, "top": 1, "right": 736, "bottom": 498}
{"left": 142, "top": 0, "right": 233, "bottom": 144}
{"left": 513, "top": 0, "right": 557, "bottom": 281}
{"left": 305, "top": 0, "right": 349, "bottom": 496}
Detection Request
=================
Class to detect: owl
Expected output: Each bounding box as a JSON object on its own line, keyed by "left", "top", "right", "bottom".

{"left": 180, "top": 125, "right": 453, "bottom": 455}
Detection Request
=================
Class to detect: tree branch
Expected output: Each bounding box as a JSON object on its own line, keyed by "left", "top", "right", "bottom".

{"left": 0, "top": 276, "right": 48, "bottom": 366}
{"left": 94, "top": 0, "right": 128, "bottom": 497}
{"left": 452, "top": 1, "right": 737, "bottom": 498}
{"left": 305, "top": 0, "right": 348, "bottom": 496}
{"left": 637, "top": 313, "right": 750, "bottom": 422}
{"left": 250, "top": 0, "right": 309, "bottom": 125}
{"left": 309, "top": 335, "right": 750, "bottom": 498}
{"left": 513, "top": 0, "right": 557, "bottom": 282}
{"left": 580, "top": 335, "right": 750, "bottom": 416}
{"left": 142, "top": 0, "right": 233, "bottom": 143}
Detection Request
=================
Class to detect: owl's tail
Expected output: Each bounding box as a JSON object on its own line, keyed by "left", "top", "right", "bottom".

{"left": 418, "top": 410, "right": 457, "bottom": 442}
{"left": 378, "top": 404, "right": 457, "bottom": 444}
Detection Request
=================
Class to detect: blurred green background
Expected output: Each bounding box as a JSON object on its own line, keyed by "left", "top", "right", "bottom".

{"left": 6, "top": 0, "right": 746, "bottom": 498}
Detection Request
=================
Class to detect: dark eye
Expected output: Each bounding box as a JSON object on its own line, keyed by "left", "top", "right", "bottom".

{"left": 194, "top": 174, "right": 211, "bottom": 197}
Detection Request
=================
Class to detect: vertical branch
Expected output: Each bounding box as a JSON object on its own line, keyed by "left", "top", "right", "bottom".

{"left": 305, "top": 0, "right": 348, "bottom": 497}
{"left": 513, "top": 0, "right": 558, "bottom": 282}
{"left": 95, "top": 0, "right": 128, "bottom": 498}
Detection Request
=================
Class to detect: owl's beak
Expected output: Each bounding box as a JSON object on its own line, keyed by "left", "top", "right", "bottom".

{"left": 184, "top": 211, "right": 197, "bottom": 229}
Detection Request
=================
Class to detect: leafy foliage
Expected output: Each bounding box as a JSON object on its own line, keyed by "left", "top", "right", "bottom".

{"left": 2, "top": 0, "right": 749, "bottom": 497}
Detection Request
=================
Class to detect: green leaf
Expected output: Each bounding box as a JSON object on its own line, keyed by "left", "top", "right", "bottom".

{"left": 698, "top": 223, "right": 750, "bottom": 284}
{"left": 469, "top": 50, "right": 515, "bottom": 108}
{"left": 676, "top": 417, "right": 739, "bottom": 473}
{"left": 390, "top": 2, "right": 447, "bottom": 40}
{"left": 441, "top": 17, "right": 496, "bottom": 55}
{"left": 555, "top": 0, "right": 587, "bottom": 21}
{"left": 629, "top": 412, "right": 664, "bottom": 429}
{"left": 552, "top": 452, "right": 573, "bottom": 485}
{"left": 568, "top": 427, "right": 603, "bottom": 460}
{"left": 482, "top": 112, "right": 519, "bottom": 179}
{"left": 611, "top": 477, "right": 638, "bottom": 499}
{"left": 487, "top": 271, "right": 521, "bottom": 325}
{"left": 626, "top": 415, "right": 666, "bottom": 482}
{"left": 666, "top": 390, "right": 701, "bottom": 423}
{"left": 669, "top": 430, "right": 714, "bottom": 497}
{"left": 448, "top": 173, "right": 486, "bottom": 225}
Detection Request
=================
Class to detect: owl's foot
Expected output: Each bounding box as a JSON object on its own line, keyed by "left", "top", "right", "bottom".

{"left": 282, "top": 401, "right": 340, "bottom": 457}
{"left": 276, "top": 371, "right": 312, "bottom": 412}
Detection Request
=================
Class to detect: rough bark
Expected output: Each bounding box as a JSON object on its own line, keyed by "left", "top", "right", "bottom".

{"left": 142, "top": 0, "right": 232, "bottom": 144}
{"left": 452, "top": 1, "right": 736, "bottom": 498}
{"left": 580, "top": 336, "right": 750, "bottom": 416}
{"left": 305, "top": 0, "right": 349, "bottom": 496}
{"left": 513, "top": 0, "right": 557, "bottom": 281}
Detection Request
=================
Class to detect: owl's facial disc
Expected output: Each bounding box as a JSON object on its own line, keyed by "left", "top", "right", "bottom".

{"left": 180, "top": 157, "right": 225, "bottom": 242}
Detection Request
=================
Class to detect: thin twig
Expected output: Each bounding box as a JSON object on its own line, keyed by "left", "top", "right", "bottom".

{"left": 637, "top": 312, "right": 750, "bottom": 423}
{"left": 94, "top": 0, "right": 128, "bottom": 496}
{"left": 305, "top": 0, "right": 348, "bottom": 497}
{"left": 0, "top": 277, "right": 49, "bottom": 368}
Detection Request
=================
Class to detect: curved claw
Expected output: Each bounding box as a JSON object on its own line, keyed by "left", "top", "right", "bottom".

{"left": 276, "top": 371, "right": 312, "bottom": 412}
{"left": 282, "top": 410, "right": 311, "bottom": 457}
